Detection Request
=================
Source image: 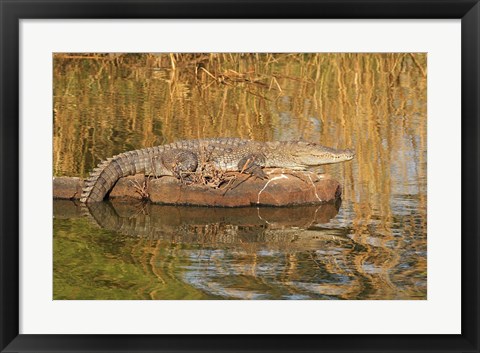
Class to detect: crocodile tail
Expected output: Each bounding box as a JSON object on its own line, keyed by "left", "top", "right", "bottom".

{"left": 80, "top": 147, "right": 157, "bottom": 203}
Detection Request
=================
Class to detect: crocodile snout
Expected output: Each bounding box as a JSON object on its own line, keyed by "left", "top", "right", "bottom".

{"left": 343, "top": 149, "right": 355, "bottom": 160}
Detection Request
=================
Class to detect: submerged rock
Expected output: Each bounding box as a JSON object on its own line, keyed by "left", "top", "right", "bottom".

{"left": 53, "top": 170, "right": 342, "bottom": 207}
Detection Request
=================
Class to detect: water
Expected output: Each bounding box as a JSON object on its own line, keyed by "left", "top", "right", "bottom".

{"left": 53, "top": 53, "right": 427, "bottom": 300}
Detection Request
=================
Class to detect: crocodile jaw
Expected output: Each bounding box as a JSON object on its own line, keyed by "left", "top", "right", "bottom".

{"left": 300, "top": 150, "right": 355, "bottom": 166}
{"left": 266, "top": 142, "right": 355, "bottom": 170}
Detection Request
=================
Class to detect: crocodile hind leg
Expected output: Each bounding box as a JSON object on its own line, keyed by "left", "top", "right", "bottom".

{"left": 157, "top": 149, "right": 199, "bottom": 181}
{"left": 237, "top": 153, "right": 268, "bottom": 179}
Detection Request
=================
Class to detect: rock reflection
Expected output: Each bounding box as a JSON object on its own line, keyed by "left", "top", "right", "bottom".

{"left": 56, "top": 199, "right": 343, "bottom": 245}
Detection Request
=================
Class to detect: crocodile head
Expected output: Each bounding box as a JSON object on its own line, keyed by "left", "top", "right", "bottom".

{"left": 280, "top": 141, "right": 355, "bottom": 169}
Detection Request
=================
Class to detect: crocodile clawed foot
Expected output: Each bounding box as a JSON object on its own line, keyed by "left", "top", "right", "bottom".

{"left": 178, "top": 172, "right": 195, "bottom": 185}
{"left": 250, "top": 166, "right": 268, "bottom": 180}
{"left": 238, "top": 154, "right": 268, "bottom": 179}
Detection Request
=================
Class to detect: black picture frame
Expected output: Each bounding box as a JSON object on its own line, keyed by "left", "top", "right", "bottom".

{"left": 1, "top": 1, "right": 478, "bottom": 352}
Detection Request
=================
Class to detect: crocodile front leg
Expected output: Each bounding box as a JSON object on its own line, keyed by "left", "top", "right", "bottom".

{"left": 237, "top": 153, "right": 268, "bottom": 179}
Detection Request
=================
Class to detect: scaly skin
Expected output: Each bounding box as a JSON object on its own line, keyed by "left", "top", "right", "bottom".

{"left": 80, "top": 138, "right": 354, "bottom": 203}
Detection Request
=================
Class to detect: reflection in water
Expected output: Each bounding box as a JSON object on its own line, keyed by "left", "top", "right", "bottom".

{"left": 67, "top": 199, "right": 342, "bottom": 242}
{"left": 53, "top": 53, "right": 427, "bottom": 300}
{"left": 54, "top": 199, "right": 425, "bottom": 300}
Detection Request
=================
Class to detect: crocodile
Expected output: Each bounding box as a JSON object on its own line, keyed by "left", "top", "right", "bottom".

{"left": 80, "top": 138, "right": 354, "bottom": 203}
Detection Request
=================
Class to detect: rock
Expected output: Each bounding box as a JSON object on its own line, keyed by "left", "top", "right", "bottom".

{"left": 109, "top": 175, "right": 146, "bottom": 200}
{"left": 53, "top": 177, "right": 83, "bottom": 200}
{"left": 52, "top": 170, "right": 342, "bottom": 207}
{"left": 148, "top": 176, "right": 252, "bottom": 207}
{"left": 148, "top": 170, "right": 341, "bottom": 207}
